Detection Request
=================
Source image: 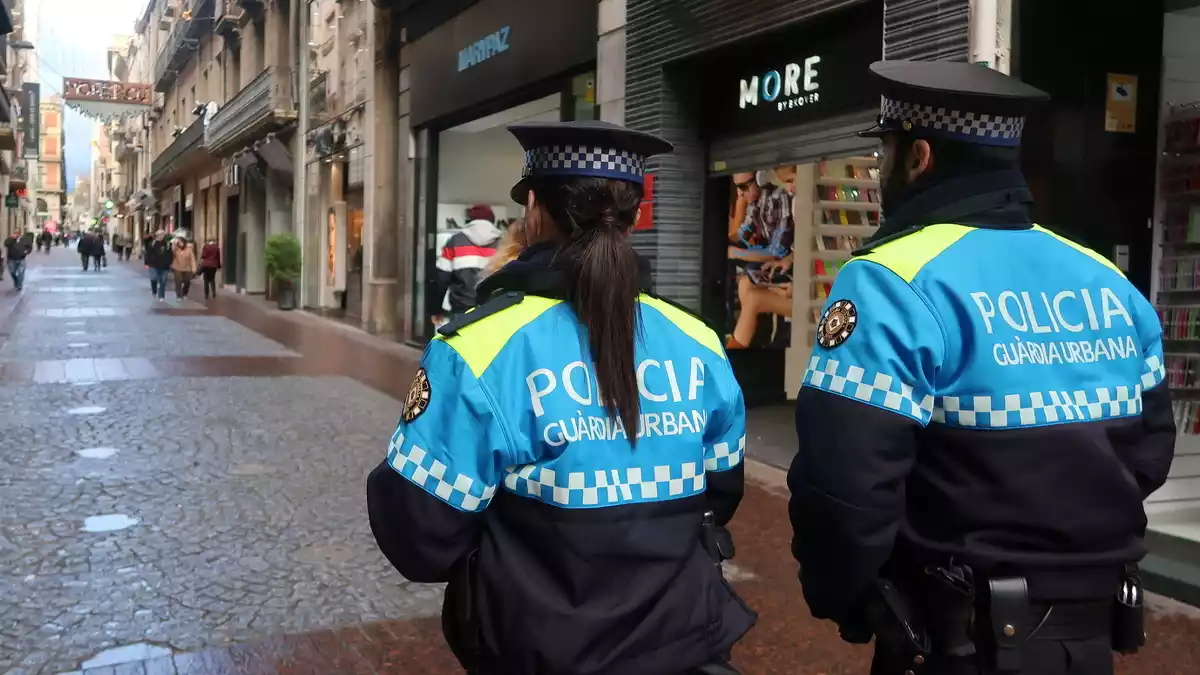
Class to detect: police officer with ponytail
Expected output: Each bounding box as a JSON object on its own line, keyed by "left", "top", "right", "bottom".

{"left": 368, "top": 120, "right": 755, "bottom": 675}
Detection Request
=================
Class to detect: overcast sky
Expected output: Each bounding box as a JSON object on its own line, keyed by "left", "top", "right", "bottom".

{"left": 31, "top": 0, "right": 146, "bottom": 191}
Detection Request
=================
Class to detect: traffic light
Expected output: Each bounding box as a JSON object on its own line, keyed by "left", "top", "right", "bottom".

{"left": 101, "top": 216, "right": 110, "bottom": 225}
{"left": 103, "top": 199, "right": 114, "bottom": 210}
{"left": 89, "top": 217, "right": 98, "bottom": 226}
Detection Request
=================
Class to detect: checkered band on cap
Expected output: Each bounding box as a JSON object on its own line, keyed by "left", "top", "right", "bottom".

{"left": 522, "top": 145, "right": 647, "bottom": 183}
{"left": 881, "top": 97, "right": 1026, "bottom": 146}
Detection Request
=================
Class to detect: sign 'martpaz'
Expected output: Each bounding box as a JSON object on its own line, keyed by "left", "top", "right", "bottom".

{"left": 62, "top": 77, "right": 152, "bottom": 122}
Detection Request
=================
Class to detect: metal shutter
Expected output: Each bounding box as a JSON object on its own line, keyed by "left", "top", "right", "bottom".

{"left": 707, "top": 109, "right": 878, "bottom": 176}
{"left": 883, "top": 0, "right": 970, "bottom": 61}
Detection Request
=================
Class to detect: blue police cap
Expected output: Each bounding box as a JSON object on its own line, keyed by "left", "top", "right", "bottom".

{"left": 507, "top": 120, "right": 674, "bottom": 204}
{"left": 859, "top": 60, "right": 1049, "bottom": 147}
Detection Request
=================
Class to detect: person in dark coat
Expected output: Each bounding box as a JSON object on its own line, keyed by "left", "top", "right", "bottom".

{"left": 144, "top": 230, "right": 174, "bottom": 301}
{"left": 90, "top": 231, "right": 106, "bottom": 271}
{"left": 77, "top": 231, "right": 95, "bottom": 271}
{"left": 199, "top": 238, "right": 222, "bottom": 299}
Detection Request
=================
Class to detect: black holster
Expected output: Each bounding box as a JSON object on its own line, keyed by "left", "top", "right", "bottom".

{"left": 868, "top": 579, "right": 932, "bottom": 673}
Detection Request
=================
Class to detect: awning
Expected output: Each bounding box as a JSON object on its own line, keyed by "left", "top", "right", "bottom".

{"left": 254, "top": 132, "right": 292, "bottom": 174}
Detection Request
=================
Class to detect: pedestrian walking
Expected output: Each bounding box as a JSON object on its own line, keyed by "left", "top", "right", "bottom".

{"left": 789, "top": 60, "right": 1172, "bottom": 675}
{"left": 199, "top": 238, "right": 222, "bottom": 299}
{"left": 145, "top": 230, "right": 173, "bottom": 302}
{"left": 90, "top": 231, "right": 106, "bottom": 271}
{"left": 171, "top": 236, "right": 197, "bottom": 300}
{"left": 432, "top": 204, "right": 502, "bottom": 327}
{"left": 77, "top": 230, "right": 95, "bottom": 271}
{"left": 3, "top": 231, "right": 29, "bottom": 291}
{"left": 367, "top": 121, "right": 754, "bottom": 675}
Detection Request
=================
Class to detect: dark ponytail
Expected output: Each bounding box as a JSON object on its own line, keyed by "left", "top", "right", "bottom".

{"left": 532, "top": 177, "right": 645, "bottom": 439}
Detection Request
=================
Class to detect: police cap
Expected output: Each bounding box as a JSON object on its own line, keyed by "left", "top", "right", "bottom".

{"left": 859, "top": 60, "right": 1049, "bottom": 147}
{"left": 507, "top": 120, "right": 674, "bottom": 204}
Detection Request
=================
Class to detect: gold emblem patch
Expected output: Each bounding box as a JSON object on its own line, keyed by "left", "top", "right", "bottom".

{"left": 817, "top": 299, "right": 858, "bottom": 349}
{"left": 402, "top": 368, "right": 432, "bottom": 423}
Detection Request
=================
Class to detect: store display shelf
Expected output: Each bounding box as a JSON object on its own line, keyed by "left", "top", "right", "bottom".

{"left": 841, "top": 156, "right": 880, "bottom": 166}
{"left": 814, "top": 250, "right": 853, "bottom": 261}
{"left": 1163, "top": 190, "right": 1200, "bottom": 202}
{"left": 1159, "top": 288, "right": 1200, "bottom": 297}
{"left": 816, "top": 178, "right": 877, "bottom": 188}
{"left": 817, "top": 224, "right": 877, "bottom": 236}
{"left": 818, "top": 200, "right": 880, "bottom": 211}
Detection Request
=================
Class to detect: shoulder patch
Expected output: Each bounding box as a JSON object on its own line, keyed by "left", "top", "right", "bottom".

{"left": 817, "top": 299, "right": 857, "bottom": 349}
{"left": 437, "top": 291, "right": 526, "bottom": 337}
{"left": 402, "top": 368, "right": 431, "bottom": 422}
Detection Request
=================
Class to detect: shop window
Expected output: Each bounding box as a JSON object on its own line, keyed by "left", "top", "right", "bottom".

{"left": 722, "top": 154, "right": 879, "bottom": 353}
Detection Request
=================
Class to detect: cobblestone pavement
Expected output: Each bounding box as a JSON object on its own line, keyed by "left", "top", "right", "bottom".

{"left": 3, "top": 249, "right": 1200, "bottom": 675}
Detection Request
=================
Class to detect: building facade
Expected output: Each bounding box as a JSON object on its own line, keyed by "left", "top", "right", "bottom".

{"left": 3, "top": 0, "right": 28, "bottom": 237}
{"left": 35, "top": 94, "right": 64, "bottom": 229}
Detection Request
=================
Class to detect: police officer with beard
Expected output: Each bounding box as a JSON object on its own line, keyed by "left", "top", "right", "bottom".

{"left": 789, "top": 61, "right": 1175, "bottom": 675}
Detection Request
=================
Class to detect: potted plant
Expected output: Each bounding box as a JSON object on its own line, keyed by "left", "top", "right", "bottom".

{"left": 264, "top": 232, "right": 302, "bottom": 311}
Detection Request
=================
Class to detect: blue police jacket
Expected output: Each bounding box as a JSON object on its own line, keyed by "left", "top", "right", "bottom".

{"left": 367, "top": 245, "right": 755, "bottom": 675}
{"left": 790, "top": 216, "right": 1177, "bottom": 625}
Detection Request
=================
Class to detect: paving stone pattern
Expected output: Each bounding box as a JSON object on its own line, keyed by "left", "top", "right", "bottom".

{"left": 0, "top": 376, "right": 442, "bottom": 673}
{"left": 1, "top": 315, "right": 295, "bottom": 360}
{"left": 0, "top": 252, "right": 441, "bottom": 675}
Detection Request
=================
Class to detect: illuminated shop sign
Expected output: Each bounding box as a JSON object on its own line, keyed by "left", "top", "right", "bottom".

{"left": 739, "top": 56, "right": 822, "bottom": 111}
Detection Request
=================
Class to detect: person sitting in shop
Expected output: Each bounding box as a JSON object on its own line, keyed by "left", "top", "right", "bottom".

{"left": 726, "top": 168, "right": 796, "bottom": 349}
{"left": 432, "top": 204, "right": 502, "bottom": 324}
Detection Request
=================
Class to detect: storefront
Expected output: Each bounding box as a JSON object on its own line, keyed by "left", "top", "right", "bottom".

{"left": 622, "top": 0, "right": 885, "bottom": 405}
{"left": 405, "top": 0, "right": 598, "bottom": 342}
{"left": 304, "top": 108, "right": 367, "bottom": 317}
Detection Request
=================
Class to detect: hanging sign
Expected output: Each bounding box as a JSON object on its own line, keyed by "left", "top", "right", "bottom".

{"left": 5, "top": 194, "right": 17, "bottom": 208}
{"left": 1105, "top": 73, "right": 1137, "bottom": 134}
{"left": 62, "top": 77, "right": 153, "bottom": 122}
{"left": 21, "top": 83, "right": 39, "bottom": 159}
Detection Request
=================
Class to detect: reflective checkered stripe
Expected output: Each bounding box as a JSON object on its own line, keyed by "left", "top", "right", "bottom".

{"left": 881, "top": 97, "right": 1025, "bottom": 145}
{"left": 933, "top": 385, "right": 1143, "bottom": 428}
{"left": 523, "top": 145, "right": 647, "bottom": 182}
{"left": 387, "top": 431, "right": 497, "bottom": 512}
{"left": 705, "top": 436, "right": 745, "bottom": 472}
{"left": 503, "top": 462, "right": 705, "bottom": 508}
{"left": 1141, "top": 354, "right": 1166, "bottom": 390}
{"left": 804, "top": 357, "right": 935, "bottom": 424}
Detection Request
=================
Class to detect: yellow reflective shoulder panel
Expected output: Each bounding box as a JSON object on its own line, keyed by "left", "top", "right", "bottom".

{"left": 435, "top": 296, "right": 563, "bottom": 377}
{"left": 858, "top": 223, "right": 975, "bottom": 282}
{"left": 638, "top": 295, "right": 726, "bottom": 359}
{"left": 1033, "top": 224, "right": 1126, "bottom": 278}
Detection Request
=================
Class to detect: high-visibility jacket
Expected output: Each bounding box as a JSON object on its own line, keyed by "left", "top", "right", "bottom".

{"left": 791, "top": 222, "right": 1175, "bottom": 623}
{"left": 368, "top": 245, "right": 755, "bottom": 675}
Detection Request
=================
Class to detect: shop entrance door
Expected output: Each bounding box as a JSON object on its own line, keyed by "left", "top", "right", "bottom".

{"left": 224, "top": 196, "right": 240, "bottom": 287}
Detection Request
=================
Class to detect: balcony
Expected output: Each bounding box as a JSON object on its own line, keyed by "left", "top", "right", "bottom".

{"left": 150, "top": 115, "right": 209, "bottom": 187}
{"left": 154, "top": 19, "right": 201, "bottom": 93}
{"left": 184, "top": 0, "right": 216, "bottom": 38}
{"left": 206, "top": 66, "right": 296, "bottom": 157}
{"left": 116, "top": 133, "right": 139, "bottom": 160}
{"left": 214, "top": 0, "right": 242, "bottom": 40}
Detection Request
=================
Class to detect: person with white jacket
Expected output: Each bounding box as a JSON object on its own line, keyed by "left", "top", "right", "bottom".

{"left": 434, "top": 204, "right": 502, "bottom": 321}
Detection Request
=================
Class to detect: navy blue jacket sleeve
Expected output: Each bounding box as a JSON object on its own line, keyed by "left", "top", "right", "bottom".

{"left": 1127, "top": 294, "right": 1175, "bottom": 499}
{"left": 367, "top": 339, "right": 512, "bottom": 583}
{"left": 789, "top": 259, "right": 943, "bottom": 624}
